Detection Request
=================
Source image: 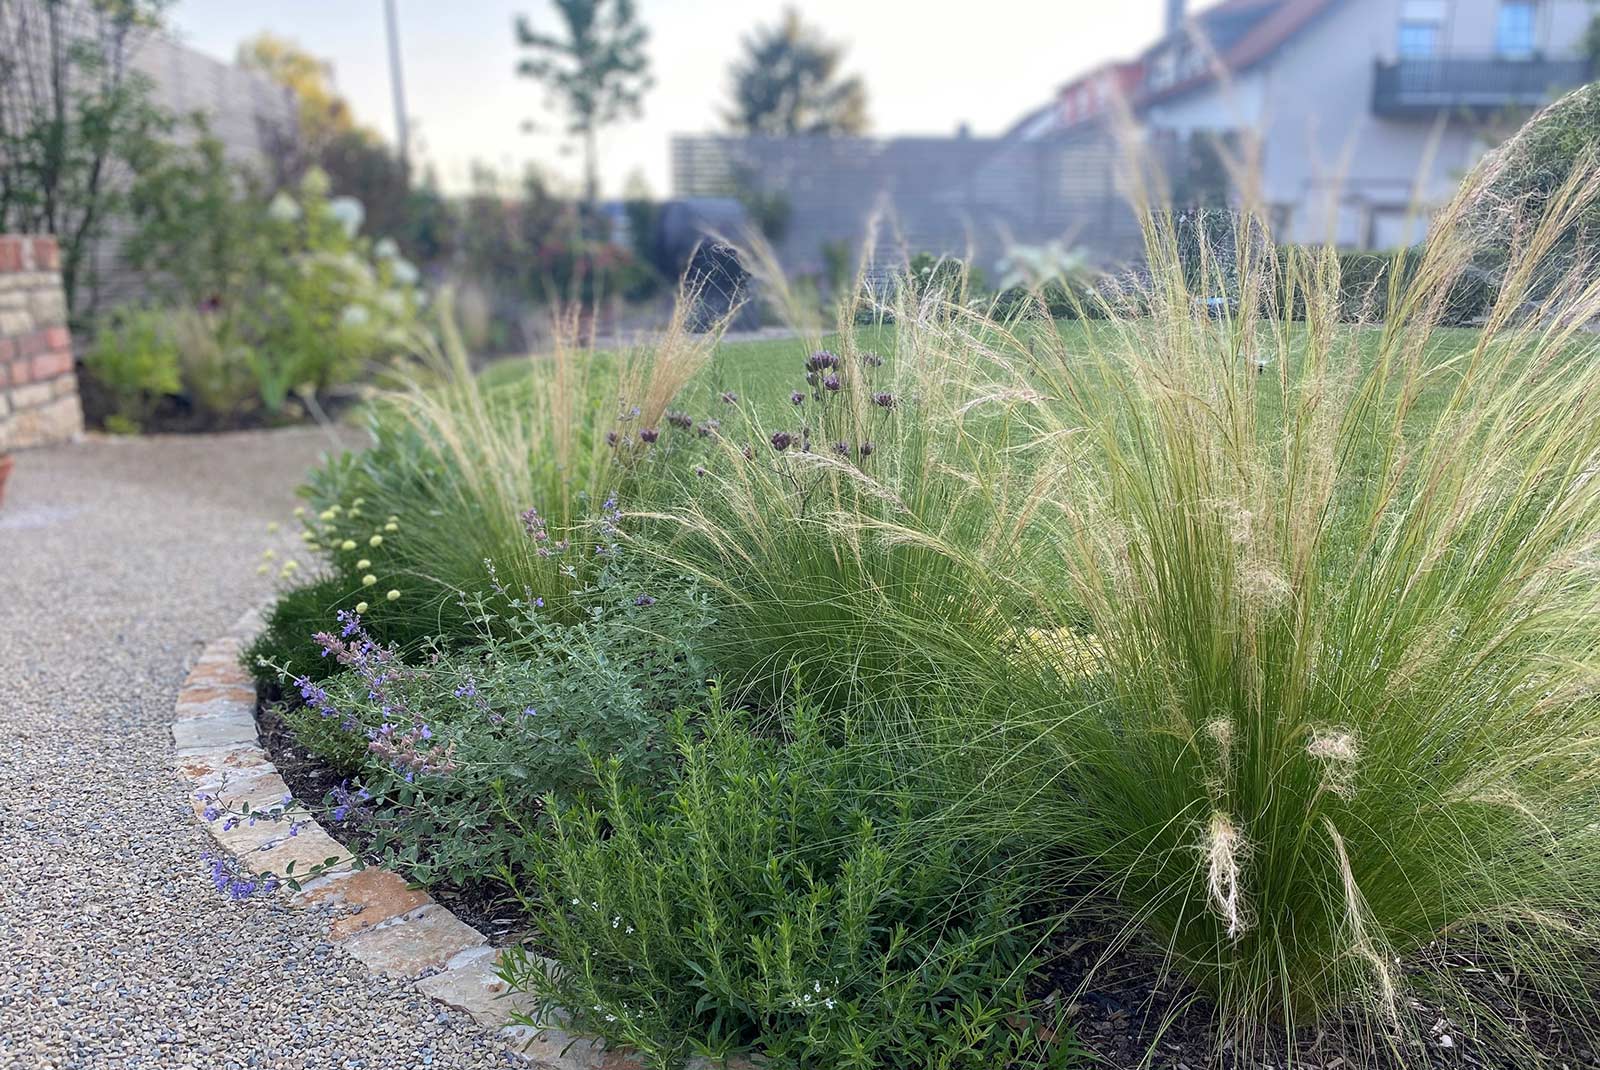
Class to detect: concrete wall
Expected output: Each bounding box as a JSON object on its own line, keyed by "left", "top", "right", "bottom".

{"left": 0, "top": 236, "right": 81, "bottom": 450}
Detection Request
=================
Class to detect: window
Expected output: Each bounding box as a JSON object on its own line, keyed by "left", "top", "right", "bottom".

{"left": 1397, "top": 0, "right": 1446, "bottom": 58}
{"left": 1497, "top": 0, "right": 1536, "bottom": 57}
{"left": 1398, "top": 20, "right": 1440, "bottom": 57}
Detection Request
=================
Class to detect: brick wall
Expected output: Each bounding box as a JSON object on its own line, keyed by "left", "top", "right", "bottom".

{"left": 0, "top": 236, "right": 82, "bottom": 451}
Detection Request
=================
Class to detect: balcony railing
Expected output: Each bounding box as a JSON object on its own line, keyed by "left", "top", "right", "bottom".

{"left": 1372, "top": 56, "right": 1592, "bottom": 117}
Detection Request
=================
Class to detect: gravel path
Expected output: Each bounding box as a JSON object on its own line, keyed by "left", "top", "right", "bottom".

{"left": 0, "top": 431, "right": 511, "bottom": 1070}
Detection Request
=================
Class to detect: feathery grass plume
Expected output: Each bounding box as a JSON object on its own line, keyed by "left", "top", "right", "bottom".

{"left": 647, "top": 103, "right": 1600, "bottom": 1062}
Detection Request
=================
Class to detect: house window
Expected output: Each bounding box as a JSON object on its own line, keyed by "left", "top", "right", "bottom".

{"left": 1398, "top": 20, "right": 1440, "bottom": 56}
{"left": 1497, "top": 0, "right": 1536, "bottom": 57}
{"left": 1398, "top": 0, "right": 1446, "bottom": 58}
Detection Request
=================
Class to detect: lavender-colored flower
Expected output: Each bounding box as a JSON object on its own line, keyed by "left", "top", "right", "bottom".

{"left": 861, "top": 351, "right": 884, "bottom": 367}
{"left": 805, "top": 350, "right": 840, "bottom": 372}
{"left": 697, "top": 419, "right": 720, "bottom": 437}
{"left": 833, "top": 441, "right": 851, "bottom": 456}
{"left": 859, "top": 441, "right": 876, "bottom": 457}
{"left": 639, "top": 428, "right": 659, "bottom": 444}
{"left": 634, "top": 593, "right": 657, "bottom": 606}
{"left": 720, "top": 390, "right": 738, "bottom": 404}
{"left": 823, "top": 373, "right": 841, "bottom": 392}
{"left": 770, "top": 430, "right": 793, "bottom": 452}
{"left": 605, "top": 430, "right": 619, "bottom": 447}
{"left": 872, "top": 392, "right": 896, "bottom": 409}
{"left": 666, "top": 410, "right": 693, "bottom": 430}
{"left": 790, "top": 391, "right": 804, "bottom": 406}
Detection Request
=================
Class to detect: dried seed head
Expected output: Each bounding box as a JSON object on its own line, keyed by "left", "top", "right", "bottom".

{"left": 1308, "top": 728, "right": 1360, "bottom": 799}
{"left": 1205, "top": 812, "right": 1250, "bottom": 939}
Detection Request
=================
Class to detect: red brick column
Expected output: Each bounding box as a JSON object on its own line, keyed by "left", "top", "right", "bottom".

{"left": 0, "top": 235, "right": 82, "bottom": 450}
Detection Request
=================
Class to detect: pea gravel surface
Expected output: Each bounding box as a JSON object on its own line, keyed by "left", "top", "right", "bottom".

{"left": 0, "top": 431, "right": 512, "bottom": 1070}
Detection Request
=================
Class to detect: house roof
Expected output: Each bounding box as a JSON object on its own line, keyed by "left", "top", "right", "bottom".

{"left": 1138, "top": 0, "right": 1340, "bottom": 107}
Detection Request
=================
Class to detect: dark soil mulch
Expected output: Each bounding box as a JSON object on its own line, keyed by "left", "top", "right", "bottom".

{"left": 254, "top": 683, "right": 529, "bottom": 946}
{"left": 1027, "top": 915, "right": 1599, "bottom": 1069}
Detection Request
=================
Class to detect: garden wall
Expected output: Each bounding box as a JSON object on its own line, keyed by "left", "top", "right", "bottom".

{"left": 0, "top": 235, "right": 82, "bottom": 450}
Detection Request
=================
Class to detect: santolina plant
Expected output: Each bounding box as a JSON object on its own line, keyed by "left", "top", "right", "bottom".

{"left": 643, "top": 128, "right": 1600, "bottom": 1061}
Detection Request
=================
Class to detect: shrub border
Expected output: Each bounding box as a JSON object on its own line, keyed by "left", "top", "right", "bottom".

{"left": 172, "top": 609, "right": 747, "bottom": 1070}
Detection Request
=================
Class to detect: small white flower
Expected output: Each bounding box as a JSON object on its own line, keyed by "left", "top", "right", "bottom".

{"left": 328, "top": 195, "right": 364, "bottom": 236}
{"left": 266, "top": 192, "right": 300, "bottom": 222}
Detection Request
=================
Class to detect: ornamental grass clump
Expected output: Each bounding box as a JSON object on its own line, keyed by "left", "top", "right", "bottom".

{"left": 276, "top": 290, "right": 723, "bottom": 656}
{"left": 932, "top": 141, "right": 1600, "bottom": 1059}
{"left": 652, "top": 131, "right": 1600, "bottom": 1061}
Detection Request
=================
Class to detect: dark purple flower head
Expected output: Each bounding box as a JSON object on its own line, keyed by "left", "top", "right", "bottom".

{"left": 694, "top": 464, "right": 708, "bottom": 477}
{"left": 823, "top": 374, "right": 841, "bottom": 392}
{"left": 605, "top": 430, "right": 619, "bottom": 447}
{"left": 790, "top": 391, "right": 805, "bottom": 406}
{"left": 697, "top": 418, "right": 720, "bottom": 438}
{"left": 833, "top": 441, "right": 851, "bottom": 456}
{"left": 666, "top": 410, "right": 693, "bottom": 430}
{"left": 861, "top": 352, "right": 884, "bottom": 367}
{"left": 639, "top": 428, "right": 659, "bottom": 444}
{"left": 634, "top": 593, "right": 657, "bottom": 606}
{"left": 805, "top": 350, "right": 840, "bottom": 372}
{"left": 770, "top": 430, "right": 792, "bottom": 452}
{"left": 858, "top": 440, "right": 875, "bottom": 457}
{"left": 872, "top": 392, "right": 896, "bottom": 409}
{"left": 741, "top": 444, "right": 755, "bottom": 460}
{"left": 720, "top": 390, "right": 738, "bottom": 404}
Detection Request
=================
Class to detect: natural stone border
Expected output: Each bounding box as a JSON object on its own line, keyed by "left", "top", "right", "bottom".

{"left": 173, "top": 609, "right": 748, "bottom": 1069}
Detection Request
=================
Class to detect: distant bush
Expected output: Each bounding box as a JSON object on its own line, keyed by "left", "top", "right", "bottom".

{"left": 96, "top": 132, "right": 425, "bottom": 430}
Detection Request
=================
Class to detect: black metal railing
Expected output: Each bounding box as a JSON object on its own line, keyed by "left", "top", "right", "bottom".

{"left": 1372, "top": 56, "right": 1592, "bottom": 116}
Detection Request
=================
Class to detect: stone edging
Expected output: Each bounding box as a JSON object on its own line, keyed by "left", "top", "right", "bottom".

{"left": 172, "top": 609, "right": 706, "bottom": 1070}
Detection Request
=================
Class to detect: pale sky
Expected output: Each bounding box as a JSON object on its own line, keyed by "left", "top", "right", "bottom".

{"left": 167, "top": 0, "right": 1181, "bottom": 197}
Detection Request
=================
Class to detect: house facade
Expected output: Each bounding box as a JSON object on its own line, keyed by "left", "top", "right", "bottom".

{"left": 1030, "top": 0, "right": 1593, "bottom": 249}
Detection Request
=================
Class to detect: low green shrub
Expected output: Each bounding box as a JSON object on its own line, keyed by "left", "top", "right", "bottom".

{"left": 269, "top": 559, "right": 713, "bottom": 889}
{"left": 242, "top": 573, "right": 350, "bottom": 685}
{"left": 80, "top": 306, "right": 181, "bottom": 433}
{"left": 501, "top": 695, "right": 1040, "bottom": 1070}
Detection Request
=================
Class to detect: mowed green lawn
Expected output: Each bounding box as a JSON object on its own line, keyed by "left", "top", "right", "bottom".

{"left": 478, "top": 321, "right": 1499, "bottom": 440}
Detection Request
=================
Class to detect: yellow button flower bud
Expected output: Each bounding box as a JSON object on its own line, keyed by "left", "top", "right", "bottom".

{"left": 362, "top": 574, "right": 377, "bottom": 586}
{"left": 356, "top": 559, "right": 371, "bottom": 570}
{"left": 386, "top": 589, "right": 401, "bottom": 601}
{"left": 369, "top": 535, "right": 384, "bottom": 547}
{"left": 355, "top": 601, "right": 369, "bottom": 613}
{"left": 340, "top": 539, "right": 357, "bottom": 551}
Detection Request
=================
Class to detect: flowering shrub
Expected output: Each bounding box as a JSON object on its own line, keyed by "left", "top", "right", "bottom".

{"left": 271, "top": 558, "right": 713, "bottom": 890}
{"left": 500, "top": 694, "right": 1039, "bottom": 1070}
{"left": 91, "top": 145, "right": 425, "bottom": 430}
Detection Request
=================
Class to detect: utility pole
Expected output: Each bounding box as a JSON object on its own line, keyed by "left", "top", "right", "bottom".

{"left": 383, "top": 0, "right": 410, "bottom": 179}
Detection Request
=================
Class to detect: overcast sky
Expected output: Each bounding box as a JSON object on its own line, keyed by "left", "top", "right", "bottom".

{"left": 167, "top": 0, "right": 1184, "bottom": 196}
